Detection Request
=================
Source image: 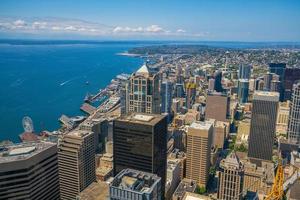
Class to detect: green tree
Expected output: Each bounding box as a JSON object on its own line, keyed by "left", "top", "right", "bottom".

{"left": 195, "top": 186, "right": 206, "bottom": 194}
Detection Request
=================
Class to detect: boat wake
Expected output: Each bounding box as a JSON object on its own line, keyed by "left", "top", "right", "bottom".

{"left": 59, "top": 79, "right": 72, "bottom": 86}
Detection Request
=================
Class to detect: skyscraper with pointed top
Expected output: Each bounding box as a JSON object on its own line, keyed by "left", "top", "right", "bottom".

{"left": 125, "top": 63, "right": 161, "bottom": 114}
{"left": 218, "top": 151, "right": 244, "bottom": 200}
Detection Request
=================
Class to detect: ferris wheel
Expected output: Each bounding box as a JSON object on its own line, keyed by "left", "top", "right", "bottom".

{"left": 22, "top": 116, "right": 34, "bottom": 133}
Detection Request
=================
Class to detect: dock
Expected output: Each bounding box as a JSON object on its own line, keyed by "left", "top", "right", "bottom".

{"left": 80, "top": 103, "right": 97, "bottom": 115}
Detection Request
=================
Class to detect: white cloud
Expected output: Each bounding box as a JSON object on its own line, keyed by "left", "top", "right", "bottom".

{"left": 64, "top": 25, "right": 77, "bottom": 31}
{"left": 0, "top": 17, "right": 209, "bottom": 38}
{"left": 113, "top": 25, "right": 166, "bottom": 34}
{"left": 32, "top": 21, "right": 47, "bottom": 29}
{"left": 145, "top": 25, "right": 164, "bottom": 33}
{"left": 13, "top": 19, "right": 26, "bottom": 27}
{"left": 51, "top": 26, "right": 62, "bottom": 30}
{"left": 176, "top": 29, "right": 186, "bottom": 33}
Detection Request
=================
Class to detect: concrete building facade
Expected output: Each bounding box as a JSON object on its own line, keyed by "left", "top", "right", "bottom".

{"left": 58, "top": 130, "right": 96, "bottom": 200}
{"left": 0, "top": 142, "right": 60, "bottom": 200}
{"left": 186, "top": 120, "right": 213, "bottom": 187}
{"left": 109, "top": 168, "right": 161, "bottom": 200}
{"left": 248, "top": 91, "right": 279, "bottom": 161}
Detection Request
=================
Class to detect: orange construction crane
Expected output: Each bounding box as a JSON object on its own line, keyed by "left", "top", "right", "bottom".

{"left": 265, "top": 159, "right": 284, "bottom": 200}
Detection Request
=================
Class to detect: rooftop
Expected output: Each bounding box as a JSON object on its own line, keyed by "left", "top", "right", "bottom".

{"left": 111, "top": 168, "right": 161, "bottom": 194}
{"left": 183, "top": 192, "right": 212, "bottom": 200}
{"left": 117, "top": 113, "right": 165, "bottom": 126}
{"left": 0, "top": 142, "right": 56, "bottom": 163}
{"left": 135, "top": 63, "right": 150, "bottom": 77}
{"left": 173, "top": 178, "right": 197, "bottom": 199}
{"left": 253, "top": 91, "right": 280, "bottom": 102}
{"left": 66, "top": 130, "right": 94, "bottom": 138}
{"left": 189, "top": 120, "right": 214, "bottom": 130}
{"left": 78, "top": 181, "right": 109, "bottom": 200}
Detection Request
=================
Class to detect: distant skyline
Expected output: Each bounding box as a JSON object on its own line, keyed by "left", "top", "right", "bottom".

{"left": 0, "top": 0, "right": 300, "bottom": 41}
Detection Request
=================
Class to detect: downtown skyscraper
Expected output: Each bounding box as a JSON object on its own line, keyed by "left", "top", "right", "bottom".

{"left": 125, "top": 63, "right": 161, "bottom": 114}
{"left": 269, "top": 63, "right": 286, "bottom": 101}
{"left": 58, "top": 130, "right": 96, "bottom": 200}
{"left": 161, "top": 80, "right": 173, "bottom": 114}
{"left": 113, "top": 113, "right": 167, "bottom": 196}
{"left": 287, "top": 81, "right": 300, "bottom": 144}
{"left": 186, "top": 120, "right": 214, "bottom": 187}
{"left": 238, "top": 79, "right": 249, "bottom": 104}
{"left": 238, "top": 64, "right": 251, "bottom": 79}
{"left": 248, "top": 91, "right": 279, "bottom": 161}
{"left": 0, "top": 142, "right": 60, "bottom": 200}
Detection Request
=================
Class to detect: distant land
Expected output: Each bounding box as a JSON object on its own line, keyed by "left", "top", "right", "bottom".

{"left": 0, "top": 39, "right": 300, "bottom": 49}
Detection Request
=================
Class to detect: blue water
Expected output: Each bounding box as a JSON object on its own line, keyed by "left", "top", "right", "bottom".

{"left": 0, "top": 42, "right": 144, "bottom": 142}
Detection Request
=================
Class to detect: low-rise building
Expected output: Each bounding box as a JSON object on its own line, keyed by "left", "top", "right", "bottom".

{"left": 166, "top": 159, "right": 181, "bottom": 200}
{"left": 172, "top": 179, "right": 197, "bottom": 200}
{"left": 109, "top": 168, "right": 162, "bottom": 200}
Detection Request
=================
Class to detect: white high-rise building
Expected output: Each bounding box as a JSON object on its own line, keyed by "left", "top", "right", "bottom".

{"left": 126, "top": 63, "right": 161, "bottom": 114}
{"left": 287, "top": 81, "right": 300, "bottom": 144}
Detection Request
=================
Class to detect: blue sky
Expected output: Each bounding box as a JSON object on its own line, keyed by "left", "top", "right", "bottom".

{"left": 0, "top": 0, "right": 299, "bottom": 41}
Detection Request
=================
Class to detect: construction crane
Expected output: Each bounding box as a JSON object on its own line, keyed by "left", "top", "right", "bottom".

{"left": 264, "top": 159, "right": 284, "bottom": 200}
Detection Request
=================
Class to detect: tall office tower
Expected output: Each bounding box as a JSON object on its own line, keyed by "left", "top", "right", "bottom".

{"left": 113, "top": 113, "right": 167, "bottom": 195}
{"left": 208, "top": 78, "right": 215, "bottom": 91}
{"left": 161, "top": 81, "right": 173, "bottom": 114}
{"left": 120, "top": 84, "right": 127, "bottom": 115}
{"left": 263, "top": 73, "right": 274, "bottom": 91}
{"left": 287, "top": 81, "right": 300, "bottom": 144}
{"left": 186, "top": 120, "right": 214, "bottom": 187}
{"left": 255, "top": 78, "right": 264, "bottom": 91}
{"left": 238, "top": 64, "right": 251, "bottom": 79}
{"left": 284, "top": 68, "right": 300, "bottom": 100}
{"left": 238, "top": 79, "right": 249, "bottom": 104}
{"left": 0, "top": 142, "right": 60, "bottom": 199}
{"left": 126, "top": 63, "right": 161, "bottom": 114}
{"left": 176, "top": 65, "right": 184, "bottom": 84}
{"left": 218, "top": 151, "right": 244, "bottom": 200}
{"left": 205, "top": 91, "right": 230, "bottom": 122}
{"left": 248, "top": 91, "right": 279, "bottom": 161}
{"left": 185, "top": 82, "right": 196, "bottom": 109}
{"left": 109, "top": 169, "right": 162, "bottom": 200}
{"left": 214, "top": 70, "right": 223, "bottom": 92}
{"left": 175, "top": 83, "right": 185, "bottom": 98}
{"left": 58, "top": 130, "right": 96, "bottom": 200}
{"left": 269, "top": 63, "right": 286, "bottom": 101}
{"left": 270, "top": 80, "right": 281, "bottom": 93}
{"left": 79, "top": 118, "right": 108, "bottom": 153}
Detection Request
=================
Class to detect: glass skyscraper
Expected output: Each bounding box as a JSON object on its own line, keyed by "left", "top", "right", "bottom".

{"left": 161, "top": 81, "right": 173, "bottom": 114}
{"left": 113, "top": 113, "right": 167, "bottom": 196}
{"left": 238, "top": 64, "right": 251, "bottom": 79}
{"left": 269, "top": 63, "right": 286, "bottom": 101}
{"left": 238, "top": 79, "right": 249, "bottom": 104}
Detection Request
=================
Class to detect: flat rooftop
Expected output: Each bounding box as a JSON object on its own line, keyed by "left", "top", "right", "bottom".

{"left": 66, "top": 130, "right": 93, "bottom": 138}
{"left": 173, "top": 179, "right": 197, "bottom": 198}
{"left": 183, "top": 192, "right": 211, "bottom": 200}
{"left": 190, "top": 120, "right": 213, "bottom": 130}
{"left": 78, "top": 181, "right": 109, "bottom": 200}
{"left": 253, "top": 91, "right": 279, "bottom": 102}
{"left": 111, "top": 168, "right": 161, "bottom": 194}
{"left": 0, "top": 142, "right": 56, "bottom": 163}
{"left": 117, "top": 113, "right": 165, "bottom": 126}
